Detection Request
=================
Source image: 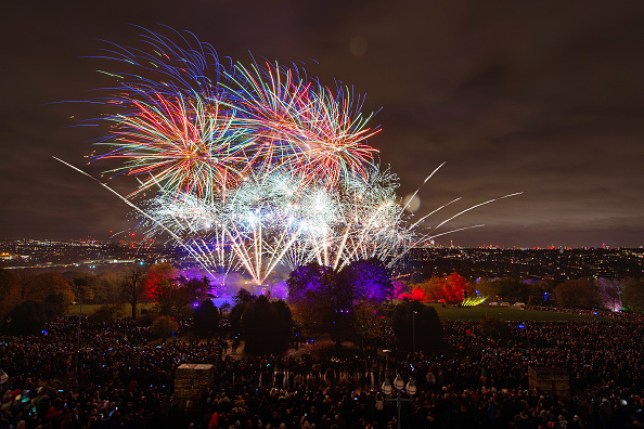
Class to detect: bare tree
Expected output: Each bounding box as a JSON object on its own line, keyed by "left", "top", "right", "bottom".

{"left": 119, "top": 268, "right": 146, "bottom": 320}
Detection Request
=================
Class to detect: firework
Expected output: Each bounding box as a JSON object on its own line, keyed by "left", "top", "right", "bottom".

{"left": 62, "top": 27, "right": 521, "bottom": 289}
{"left": 143, "top": 166, "right": 414, "bottom": 284}
{"left": 92, "top": 26, "right": 227, "bottom": 104}
{"left": 97, "top": 92, "right": 253, "bottom": 199}
{"left": 93, "top": 28, "right": 381, "bottom": 196}
{"left": 293, "top": 168, "right": 414, "bottom": 271}
{"left": 144, "top": 191, "right": 238, "bottom": 284}
{"left": 226, "top": 61, "right": 381, "bottom": 184}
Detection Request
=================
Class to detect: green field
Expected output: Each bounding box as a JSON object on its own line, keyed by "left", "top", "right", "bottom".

{"left": 66, "top": 302, "right": 157, "bottom": 317}
{"left": 428, "top": 303, "right": 595, "bottom": 322}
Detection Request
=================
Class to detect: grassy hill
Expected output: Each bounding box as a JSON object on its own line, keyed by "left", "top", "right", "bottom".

{"left": 429, "top": 303, "right": 596, "bottom": 321}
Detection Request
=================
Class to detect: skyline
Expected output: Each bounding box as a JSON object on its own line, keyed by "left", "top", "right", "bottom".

{"left": 1, "top": 1, "right": 643, "bottom": 247}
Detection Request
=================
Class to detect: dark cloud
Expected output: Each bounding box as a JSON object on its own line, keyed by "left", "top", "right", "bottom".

{"left": 1, "top": 0, "right": 643, "bottom": 247}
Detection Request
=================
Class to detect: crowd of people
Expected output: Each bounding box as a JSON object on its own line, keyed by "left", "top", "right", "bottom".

{"left": 0, "top": 315, "right": 642, "bottom": 429}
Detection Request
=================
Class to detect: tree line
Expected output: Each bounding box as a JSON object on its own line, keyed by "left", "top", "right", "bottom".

{"left": 405, "top": 273, "right": 643, "bottom": 311}
{"left": 0, "top": 260, "right": 641, "bottom": 351}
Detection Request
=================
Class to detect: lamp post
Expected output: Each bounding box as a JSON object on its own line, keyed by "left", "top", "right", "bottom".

{"left": 381, "top": 375, "right": 416, "bottom": 429}
{"left": 382, "top": 349, "right": 391, "bottom": 372}
{"left": 78, "top": 295, "right": 82, "bottom": 352}
{"left": 381, "top": 349, "right": 392, "bottom": 388}
{"left": 73, "top": 284, "right": 83, "bottom": 381}
{"left": 412, "top": 310, "right": 418, "bottom": 354}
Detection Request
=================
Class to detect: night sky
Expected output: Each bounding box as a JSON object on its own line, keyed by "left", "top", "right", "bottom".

{"left": 2, "top": 1, "right": 643, "bottom": 247}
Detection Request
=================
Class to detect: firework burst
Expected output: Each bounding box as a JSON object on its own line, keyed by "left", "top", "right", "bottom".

{"left": 226, "top": 61, "right": 381, "bottom": 184}
{"left": 97, "top": 92, "right": 252, "bottom": 199}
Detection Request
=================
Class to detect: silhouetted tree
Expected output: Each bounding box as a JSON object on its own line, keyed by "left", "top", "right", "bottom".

{"left": 229, "top": 289, "right": 255, "bottom": 336}
{"left": 18, "top": 272, "right": 75, "bottom": 305}
{"left": 391, "top": 301, "right": 443, "bottom": 352}
{"left": 241, "top": 295, "right": 292, "bottom": 355}
{"left": 287, "top": 263, "right": 353, "bottom": 343}
{"left": 286, "top": 263, "right": 328, "bottom": 302}
{"left": 554, "top": 278, "right": 602, "bottom": 309}
{"left": 235, "top": 287, "right": 254, "bottom": 303}
{"left": 93, "top": 272, "right": 122, "bottom": 303}
{"left": 119, "top": 268, "right": 147, "bottom": 319}
{"left": 43, "top": 294, "right": 67, "bottom": 320}
{"left": 193, "top": 299, "right": 219, "bottom": 338}
{"left": 177, "top": 276, "right": 211, "bottom": 302}
{"left": 326, "top": 269, "right": 354, "bottom": 345}
{"left": 622, "top": 278, "right": 644, "bottom": 312}
{"left": 339, "top": 258, "right": 393, "bottom": 302}
{"left": 490, "top": 277, "right": 523, "bottom": 300}
{"left": 65, "top": 272, "right": 97, "bottom": 304}
{"left": 147, "top": 268, "right": 207, "bottom": 317}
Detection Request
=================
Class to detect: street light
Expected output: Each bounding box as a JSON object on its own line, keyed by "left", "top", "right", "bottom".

{"left": 382, "top": 349, "right": 392, "bottom": 373}
{"left": 73, "top": 282, "right": 84, "bottom": 380}
{"left": 412, "top": 310, "right": 418, "bottom": 354}
{"left": 381, "top": 375, "right": 416, "bottom": 429}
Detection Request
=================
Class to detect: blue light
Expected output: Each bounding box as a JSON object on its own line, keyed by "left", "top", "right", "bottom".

{"left": 517, "top": 323, "right": 526, "bottom": 330}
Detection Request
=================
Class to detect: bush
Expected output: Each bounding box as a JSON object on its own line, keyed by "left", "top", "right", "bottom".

{"left": 151, "top": 315, "right": 178, "bottom": 339}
